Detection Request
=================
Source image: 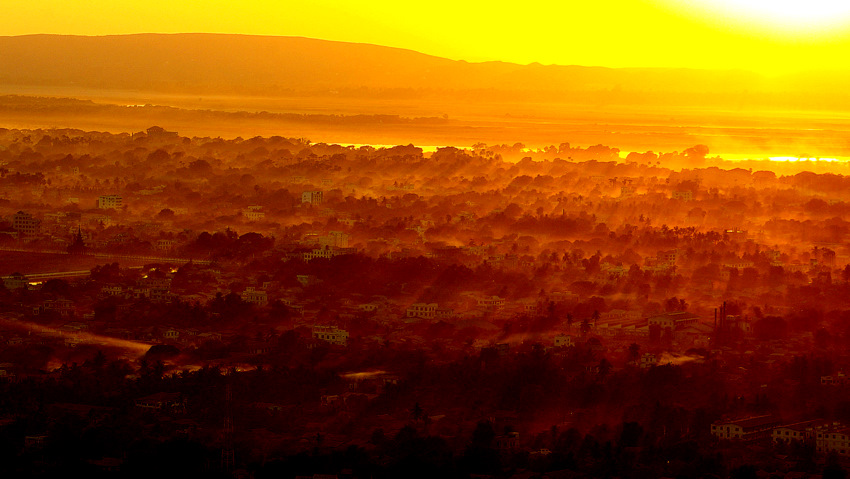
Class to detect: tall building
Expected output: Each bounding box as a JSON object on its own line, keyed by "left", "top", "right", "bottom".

{"left": 12, "top": 211, "right": 40, "bottom": 236}
{"left": 301, "top": 191, "right": 323, "bottom": 205}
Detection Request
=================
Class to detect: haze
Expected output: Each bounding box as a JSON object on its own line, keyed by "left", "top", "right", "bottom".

{"left": 3, "top": 3, "right": 850, "bottom": 479}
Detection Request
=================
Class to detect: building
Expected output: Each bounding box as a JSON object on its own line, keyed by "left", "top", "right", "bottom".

{"left": 302, "top": 246, "right": 356, "bottom": 262}
{"left": 12, "top": 211, "right": 40, "bottom": 236}
{"left": 97, "top": 195, "right": 123, "bottom": 210}
{"left": 816, "top": 424, "right": 850, "bottom": 455}
{"left": 301, "top": 191, "right": 323, "bottom": 205}
{"left": 312, "top": 326, "right": 349, "bottom": 346}
{"left": 243, "top": 205, "right": 265, "bottom": 221}
{"left": 821, "top": 372, "right": 847, "bottom": 386}
{"left": 406, "top": 303, "right": 437, "bottom": 319}
{"left": 477, "top": 296, "right": 505, "bottom": 310}
{"left": 243, "top": 210, "right": 265, "bottom": 221}
{"left": 648, "top": 311, "right": 699, "bottom": 330}
{"left": 553, "top": 334, "right": 573, "bottom": 348}
{"left": 495, "top": 432, "right": 520, "bottom": 451}
{"left": 2, "top": 272, "right": 29, "bottom": 290}
{"left": 640, "top": 353, "right": 657, "bottom": 369}
{"left": 773, "top": 420, "right": 826, "bottom": 445}
{"left": 711, "top": 415, "right": 782, "bottom": 441}
{"left": 672, "top": 190, "right": 694, "bottom": 201}
{"left": 319, "top": 231, "right": 350, "bottom": 248}
{"left": 135, "top": 392, "right": 184, "bottom": 412}
{"left": 656, "top": 249, "right": 678, "bottom": 265}
{"left": 242, "top": 287, "right": 268, "bottom": 306}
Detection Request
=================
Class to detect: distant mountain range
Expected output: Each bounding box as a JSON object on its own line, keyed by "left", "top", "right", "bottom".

{"left": 0, "top": 33, "right": 847, "bottom": 109}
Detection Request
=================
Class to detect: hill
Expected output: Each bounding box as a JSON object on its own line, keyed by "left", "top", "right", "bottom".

{"left": 0, "top": 33, "right": 779, "bottom": 99}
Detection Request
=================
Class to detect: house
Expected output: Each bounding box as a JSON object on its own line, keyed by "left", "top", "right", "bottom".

{"left": 162, "top": 328, "right": 180, "bottom": 340}
{"left": 3, "top": 273, "right": 29, "bottom": 289}
{"left": 821, "top": 372, "right": 847, "bottom": 386}
{"left": 640, "top": 352, "right": 657, "bottom": 369}
{"left": 711, "top": 415, "right": 781, "bottom": 441}
{"left": 245, "top": 339, "right": 273, "bottom": 355}
{"left": 135, "top": 392, "right": 184, "bottom": 412}
{"left": 155, "top": 239, "right": 176, "bottom": 251}
{"left": 477, "top": 296, "right": 505, "bottom": 310}
{"left": 773, "top": 420, "right": 826, "bottom": 444}
{"left": 495, "top": 432, "right": 520, "bottom": 451}
{"left": 312, "top": 326, "right": 349, "bottom": 346}
{"left": 243, "top": 208, "right": 265, "bottom": 221}
{"left": 242, "top": 287, "right": 269, "bottom": 306}
{"left": 319, "top": 231, "right": 350, "bottom": 248}
{"left": 97, "top": 195, "right": 123, "bottom": 210}
{"left": 101, "top": 285, "right": 124, "bottom": 297}
{"left": 656, "top": 249, "right": 678, "bottom": 265}
{"left": 816, "top": 423, "right": 850, "bottom": 455}
{"left": 3, "top": 272, "right": 29, "bottom": 290}
{"left": 406, "top": 303, "right": 437, "bottom": 319}
{"left": 24, "top": 434, "right": 48, "bottom": 449}
{"left": 302, "top": 246, "right": 356, "bottom": 261}
{"left": 553, "top": 334, "right": 573, "bottom": 348}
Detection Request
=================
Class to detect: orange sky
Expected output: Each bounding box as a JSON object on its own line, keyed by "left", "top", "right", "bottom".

{"left": 4, "top": 0, "right": 850, "bottom": 74}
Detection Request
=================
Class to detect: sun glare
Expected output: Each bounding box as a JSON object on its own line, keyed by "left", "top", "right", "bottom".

{"left": 701, "top": 0, "right": 850, "bottom": 28}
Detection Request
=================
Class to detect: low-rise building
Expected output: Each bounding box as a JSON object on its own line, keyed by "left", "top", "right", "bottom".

{"left": 640, "top": 352, "right": 657, "bottom": 369}
{"left": 816, "top": 424, "right": 850, "bottom": 456}
{"left": 477, "top": 296, "right": 505, "bottom": 310}
{"left": 97, "top": 195, "right": 123, "bottom": 210}
{"left": 711, "top": 415, "right": 781, "bottom": 442}
{"left": 312, "top": 326, "right": 349, "bottom": 346}
{"left": 135, "top": 392, "right": 184, "bottom": 412}
{"left": 773, "top": 420, "right": 826, "bottom": 444}
{"left": 648, "top": 311, "right": 699, "bottom": 330}
{"left": 406, "top": 303, "right": 437, "bottom": 319}
{"left": 242, "top": 287, "right": 269, "bottom": 306}
{"left": 672, "top": 190, "right": 694, "bottom": 201}
{"left": 553, "top": 334, "right": 573, "bottom": 348}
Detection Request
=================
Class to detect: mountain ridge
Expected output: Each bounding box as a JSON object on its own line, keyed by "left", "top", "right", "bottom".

{"left": 0, "top": 33, "right": 768, "bottom": 95}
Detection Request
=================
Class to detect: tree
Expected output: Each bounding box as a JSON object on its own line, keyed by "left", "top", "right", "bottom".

{"left": 411, "top": 402, "right": 425, "bottom": 422}
{"left": 628, "top": 343, "right": 640, "bottom": 363}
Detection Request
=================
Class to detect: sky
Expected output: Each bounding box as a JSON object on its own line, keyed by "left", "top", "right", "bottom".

{"left": 5, "top": 0, "right": 850, "bottom": 74}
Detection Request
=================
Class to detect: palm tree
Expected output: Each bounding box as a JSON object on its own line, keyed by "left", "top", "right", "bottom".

{"left": 411, "top": 402, "right": 425, "bottom": 422}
